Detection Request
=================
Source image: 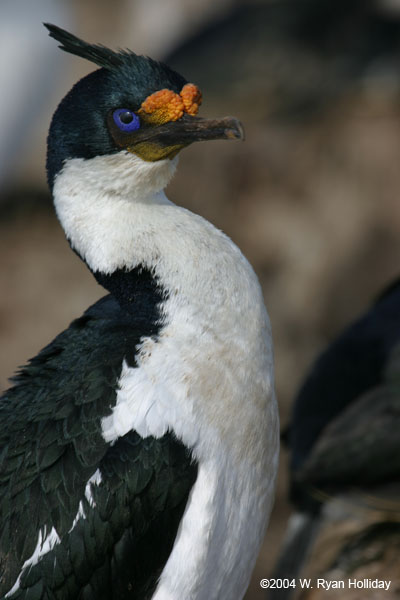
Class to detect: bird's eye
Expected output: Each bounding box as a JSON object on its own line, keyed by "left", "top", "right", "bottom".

{"left": 112, "top": 109, "right": 140, "bottom": 132}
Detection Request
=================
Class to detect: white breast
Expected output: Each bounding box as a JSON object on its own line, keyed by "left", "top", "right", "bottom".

{"left": 53, "top": 151, "right": 279, "bottom": 600}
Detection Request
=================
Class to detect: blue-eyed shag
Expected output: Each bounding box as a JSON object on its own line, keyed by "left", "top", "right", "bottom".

{"left": 0, "top": 24, "right": 279, "bottom": 600}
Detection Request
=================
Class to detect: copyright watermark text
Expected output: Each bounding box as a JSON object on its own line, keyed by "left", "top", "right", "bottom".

{"left": 260, "top": 578, "right": 392, "bottom": 591}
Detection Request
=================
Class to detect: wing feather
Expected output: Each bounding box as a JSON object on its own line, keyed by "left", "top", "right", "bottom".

{"left": 0, "top": 295, "right": 197, "bottom": 599}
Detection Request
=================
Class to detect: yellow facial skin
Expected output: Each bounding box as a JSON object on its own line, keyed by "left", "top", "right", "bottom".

{"left": 128, "top": 141, "right": 184, "bottom": 162}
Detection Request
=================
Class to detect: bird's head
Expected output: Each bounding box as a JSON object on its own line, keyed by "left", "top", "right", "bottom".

{"left": 45, "top": 24, "right": 244, "bottom": 193}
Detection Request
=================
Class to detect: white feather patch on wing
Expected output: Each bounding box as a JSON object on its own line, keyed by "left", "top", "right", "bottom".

{"left": 5, "top": 468, "right": 103, "bottom": 597}
{"left": 69, "top": 468, "right": 103, "bottom": 532}
{"left": 5, "top": 527, "right": 60, "bottom": 597}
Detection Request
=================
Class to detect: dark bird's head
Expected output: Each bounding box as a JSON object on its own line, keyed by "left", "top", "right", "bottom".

{"left": 45, "top": 24, "right": 244, "bottom": 191}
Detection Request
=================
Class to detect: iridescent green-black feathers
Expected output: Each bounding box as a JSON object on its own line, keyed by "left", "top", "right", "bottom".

{"left": 0, "top": 294, "right": 197, "bottom": 599}
{"left": 44, "top": 23, "right": 129, "bottom": 70}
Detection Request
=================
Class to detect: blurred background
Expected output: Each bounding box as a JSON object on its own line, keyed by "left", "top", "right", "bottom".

{"left": 1, "top": 0, "right": 400, "bottom": 597}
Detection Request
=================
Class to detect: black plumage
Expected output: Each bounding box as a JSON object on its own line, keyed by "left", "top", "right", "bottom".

{"left": 0, "top": 294, "right": 197, "bottom": 599}
{"left": 45, "top": 23, "right": 129, "bottom": 70}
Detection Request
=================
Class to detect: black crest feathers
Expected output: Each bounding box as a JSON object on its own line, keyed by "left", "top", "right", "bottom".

{"left": 44, "top": 23, "right": 132, "bottom": 70}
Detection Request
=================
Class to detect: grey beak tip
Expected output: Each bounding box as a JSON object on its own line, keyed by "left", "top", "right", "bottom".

{"left": 225, "top": 118, "right": 245, "bottom": 141}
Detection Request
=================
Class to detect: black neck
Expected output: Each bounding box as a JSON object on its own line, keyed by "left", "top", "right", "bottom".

{"left": 92, "top": 266, "right": 167, "bottom": 328}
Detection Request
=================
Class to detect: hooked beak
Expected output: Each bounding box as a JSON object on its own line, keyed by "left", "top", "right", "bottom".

{"left": 131, "top": 115, "right": 245, "bottom": 147}
{"left": 108, "top": 113, "right": 245, "bottom": 162}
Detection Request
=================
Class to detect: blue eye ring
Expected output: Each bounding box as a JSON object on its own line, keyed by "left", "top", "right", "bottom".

{"left": 112, "top": 108, "right": 140, "bottom": 132}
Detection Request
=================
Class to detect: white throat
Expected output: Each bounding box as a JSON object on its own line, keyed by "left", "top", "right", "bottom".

{"left": 53, "top": 151, "right": 179, "bottom": 274}
{"left": 53, "top": 151, "right": 279, "bottom": 600}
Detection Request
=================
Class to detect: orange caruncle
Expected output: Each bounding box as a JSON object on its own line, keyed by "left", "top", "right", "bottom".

{"left": 139, "top": 89, "right": 184, "bottom": 124}
{"left": 139, "top": 84, "right": 202, "bottom": 125}
{"left": 180, "top": 83, "right": 202, "bottom": 116}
